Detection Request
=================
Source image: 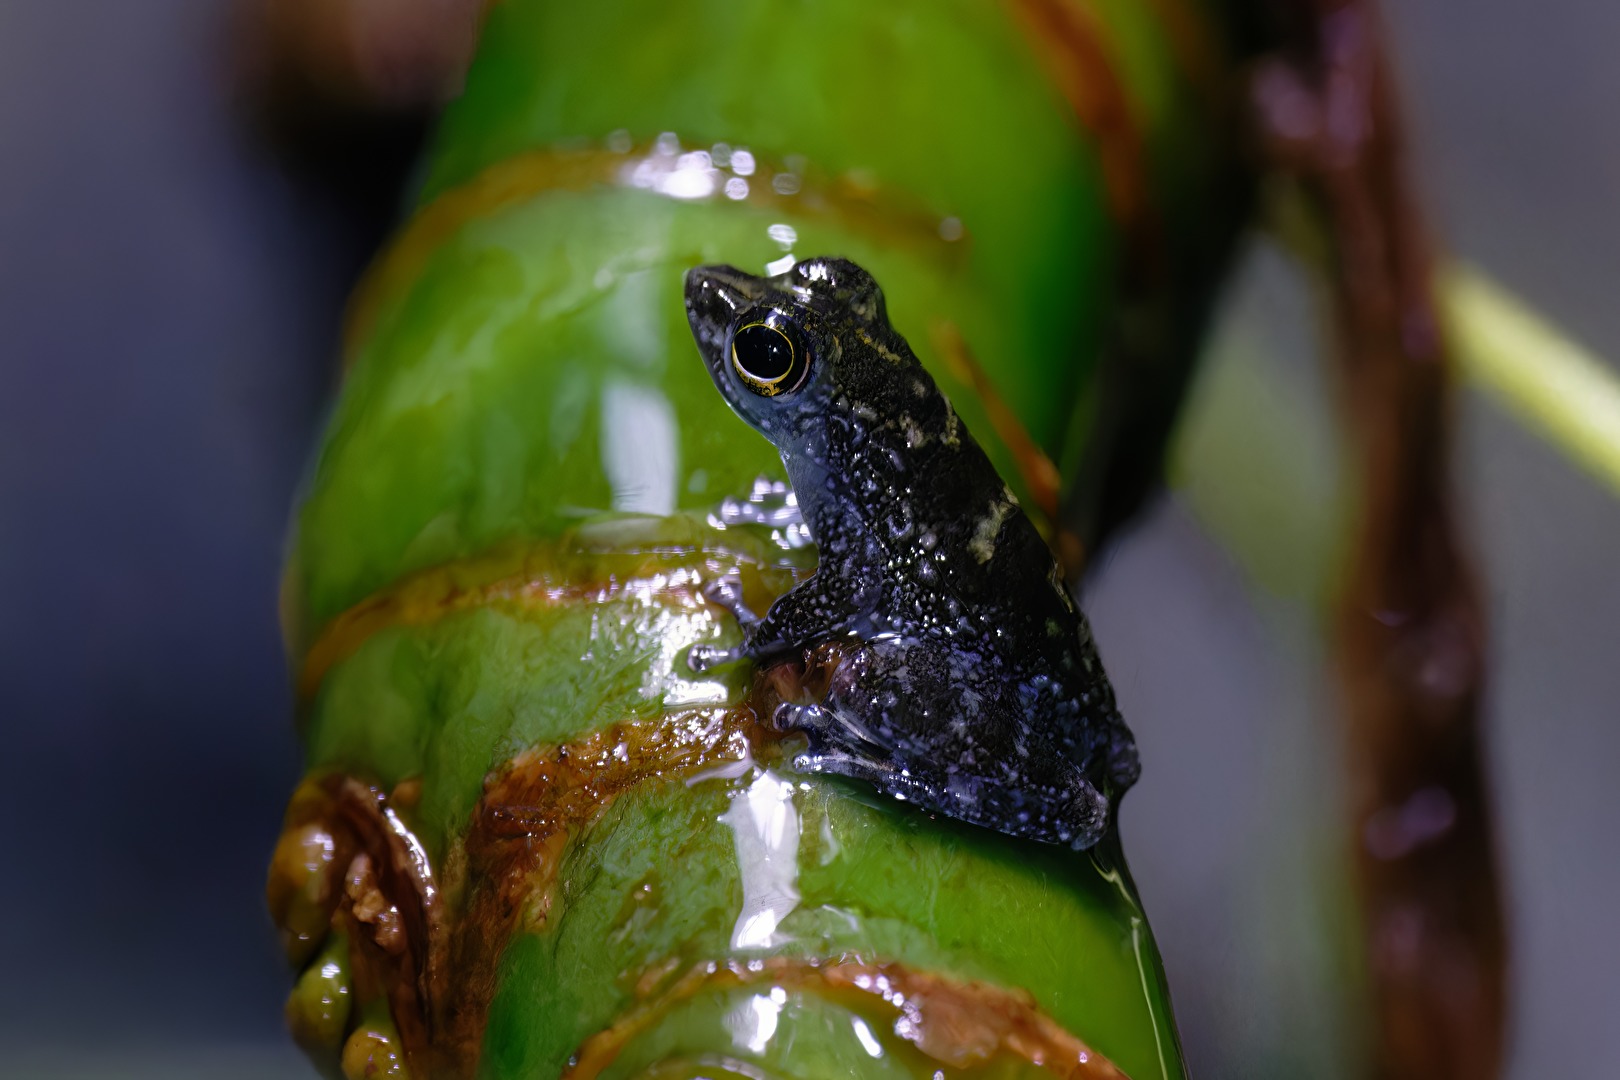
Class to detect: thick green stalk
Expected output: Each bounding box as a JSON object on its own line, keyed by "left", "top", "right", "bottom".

{"left": 276, "top": 2, "right": 1255, "bottom": 1077}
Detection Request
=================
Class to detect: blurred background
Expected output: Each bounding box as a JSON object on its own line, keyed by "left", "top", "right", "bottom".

{"left": 0, "top": 1, "right": 1614, "bottom": 1077}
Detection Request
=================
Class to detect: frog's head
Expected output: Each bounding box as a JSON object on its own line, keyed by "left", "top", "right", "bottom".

{"left": 685, "top": 257, "right": 891, "bottom": 445}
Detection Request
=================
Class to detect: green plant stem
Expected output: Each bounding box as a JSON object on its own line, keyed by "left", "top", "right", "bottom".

{"left": 1444, "top": 266, "right": 1620, "bottom": 497}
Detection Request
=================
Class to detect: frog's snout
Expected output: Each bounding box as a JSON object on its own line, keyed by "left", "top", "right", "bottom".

{"left": 684, "top": 265, "right": 756, "bottom": 340}
{"left": 686, "top": 265, "right": 765, "bottom": 390}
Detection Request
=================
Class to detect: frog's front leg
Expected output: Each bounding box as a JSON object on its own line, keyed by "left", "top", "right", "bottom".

{"left": 685, "top": 572, "right": 765, "bottom": 672}
{"left": 687, "top": 561, "right": 875, "bottom": 673}
{"left": 703, "top": 574, "right": 760, "bottom": 625}
{"left": 748, "top": 564, "right": 876, "bottom": 661}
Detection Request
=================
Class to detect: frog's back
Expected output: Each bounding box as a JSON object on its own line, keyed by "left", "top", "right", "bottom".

{"left": 830, "top": 326, "right": 1081, "bottom": 635}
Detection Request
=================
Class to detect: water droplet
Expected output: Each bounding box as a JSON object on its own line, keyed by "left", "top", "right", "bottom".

{"left": 766, "top": 223, "right": 798, "bottom": 250}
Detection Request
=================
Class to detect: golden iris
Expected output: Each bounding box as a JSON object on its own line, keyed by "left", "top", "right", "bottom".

{"left": 731, "top": 321, "right": 807, "bottom": 396}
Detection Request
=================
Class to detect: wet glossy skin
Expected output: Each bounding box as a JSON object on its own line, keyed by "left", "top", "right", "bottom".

{"left": 685, "top": 257, "right": 1139, "bottom": 850}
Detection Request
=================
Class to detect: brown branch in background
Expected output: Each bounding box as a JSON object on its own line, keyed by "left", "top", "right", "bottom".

{"left": 233, "top": 0, "right": 486, "bottom": 248}
{"left": 1254, "top": 2, "right": 1506, "bottom": 1077}
{"left": 238, "top": 0, "right": 484, "bottom": 114}
{"left": 1009, "top": 0, "right": 1256, "bottom": 566}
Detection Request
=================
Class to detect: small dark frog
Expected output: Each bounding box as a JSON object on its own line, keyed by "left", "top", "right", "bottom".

{"left": 685, "top": 257, "right": 1138, "bottom": 850}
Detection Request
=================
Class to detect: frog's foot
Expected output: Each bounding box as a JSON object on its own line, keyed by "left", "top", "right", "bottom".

{"left": 773, "top": 703, "right": 880, "bottom": 746}
{"left": 710, "top": 476, "right": 812, "bottom": 548}
{"left": 791, "top": 745, "right": 955, "bottom": 811}
{"left": 701, "top": 575, "right": 759, "bottom": 625}
{"left": 779, "top": 702, "right": 1110, "bottom": 849}
{"left": 775, "top": 704, "right": 922, "bottom": 794}
{"left": 772, "top": 702, "right": 824, "bottom": 732}
{"left": 686, "top": 642, "right": 743, "bottom": 673}
{"left": 1056, "top": 782, "right": 1109, "bottom": 850}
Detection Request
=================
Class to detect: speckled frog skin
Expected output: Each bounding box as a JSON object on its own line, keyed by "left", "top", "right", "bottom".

{"left": 685, "top": 257, "right": 1139, "bottom": 850}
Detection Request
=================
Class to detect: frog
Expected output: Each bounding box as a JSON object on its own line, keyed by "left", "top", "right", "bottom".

{"left": 684, "top": 256, "right": 1139, "bottom": 851}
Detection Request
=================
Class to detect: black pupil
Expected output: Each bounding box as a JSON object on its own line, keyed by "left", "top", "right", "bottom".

{"left": 734, "top": 324, "right": 794, "bottom": 383}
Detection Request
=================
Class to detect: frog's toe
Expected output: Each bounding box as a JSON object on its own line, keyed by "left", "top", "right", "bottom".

{"left": 1055, "top": 782, "right": 1109, "bottom": 850}
{"left": 686, "top": 642, "right": 741, "bottom": 673}
{"left": 790, "top": 745, "right": 897, "bottom": 791}
{"left": 1105, "top": 724, "right": 1141, "bottom": 790}
{"left": 700, "top": 576, "right": 759, "bottom": 624}
{"left": 772, "top": 702, "right": 827, "bottom": 733}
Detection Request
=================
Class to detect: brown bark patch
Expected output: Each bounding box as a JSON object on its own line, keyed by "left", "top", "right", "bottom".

{"left": 269, "top": 775, "right": 446, "bottom": 1075}
{"left": 297, "top": 535, "right": 808, "bottom": 701}
{"left": 437, "top": 705, "right": 788, "bottom": 1071}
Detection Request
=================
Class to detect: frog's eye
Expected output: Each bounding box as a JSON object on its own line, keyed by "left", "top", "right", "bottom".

{"left": 731, "top": 318, "right": 810, "bottom": 397}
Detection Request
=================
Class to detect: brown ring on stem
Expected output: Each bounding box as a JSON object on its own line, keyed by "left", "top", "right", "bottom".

{"left": 294, "top": 531, "right": 813, "bottom": 702}
{"left": 567, "top": 956, "right": 1131, "bottom": 1080}
{"left": 341, "top": 138, "right": 972, "bottom": 366}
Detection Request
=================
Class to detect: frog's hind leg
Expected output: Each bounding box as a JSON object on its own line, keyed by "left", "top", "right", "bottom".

{"left": 777, "top": 704, "right": 1108, "bottom": 850}
{"left": 773, "top": 703, "right": 889, "bottom": 774}
{"left": 772, "top": 702, "right": 839, "bottom": 741}
{"left": 790, "top": 745, "right": 944, "bottom": 810}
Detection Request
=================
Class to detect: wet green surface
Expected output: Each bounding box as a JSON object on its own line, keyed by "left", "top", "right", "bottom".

{"left": 285, "top": 0, "right": 1249, "bottom": 1075}
{"left": 481, "top": 780, "right": 1179, "bottom": 1079}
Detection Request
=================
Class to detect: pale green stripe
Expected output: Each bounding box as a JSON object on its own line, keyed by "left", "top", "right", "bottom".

{"left": 1446, "top": 266, "right": 1620, "bottom": 496}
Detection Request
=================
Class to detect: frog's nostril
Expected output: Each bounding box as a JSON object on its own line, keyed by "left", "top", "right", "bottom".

{"left": 685, "top": 264, "right": 759, "bottom": 317}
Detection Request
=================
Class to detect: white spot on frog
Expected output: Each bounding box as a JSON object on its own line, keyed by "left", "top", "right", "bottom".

{"left": 721, "top": 770, "right": 801, "bottom": 949}
{"left": 967, "top": 497, "right": 1014, "bottom": 564}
